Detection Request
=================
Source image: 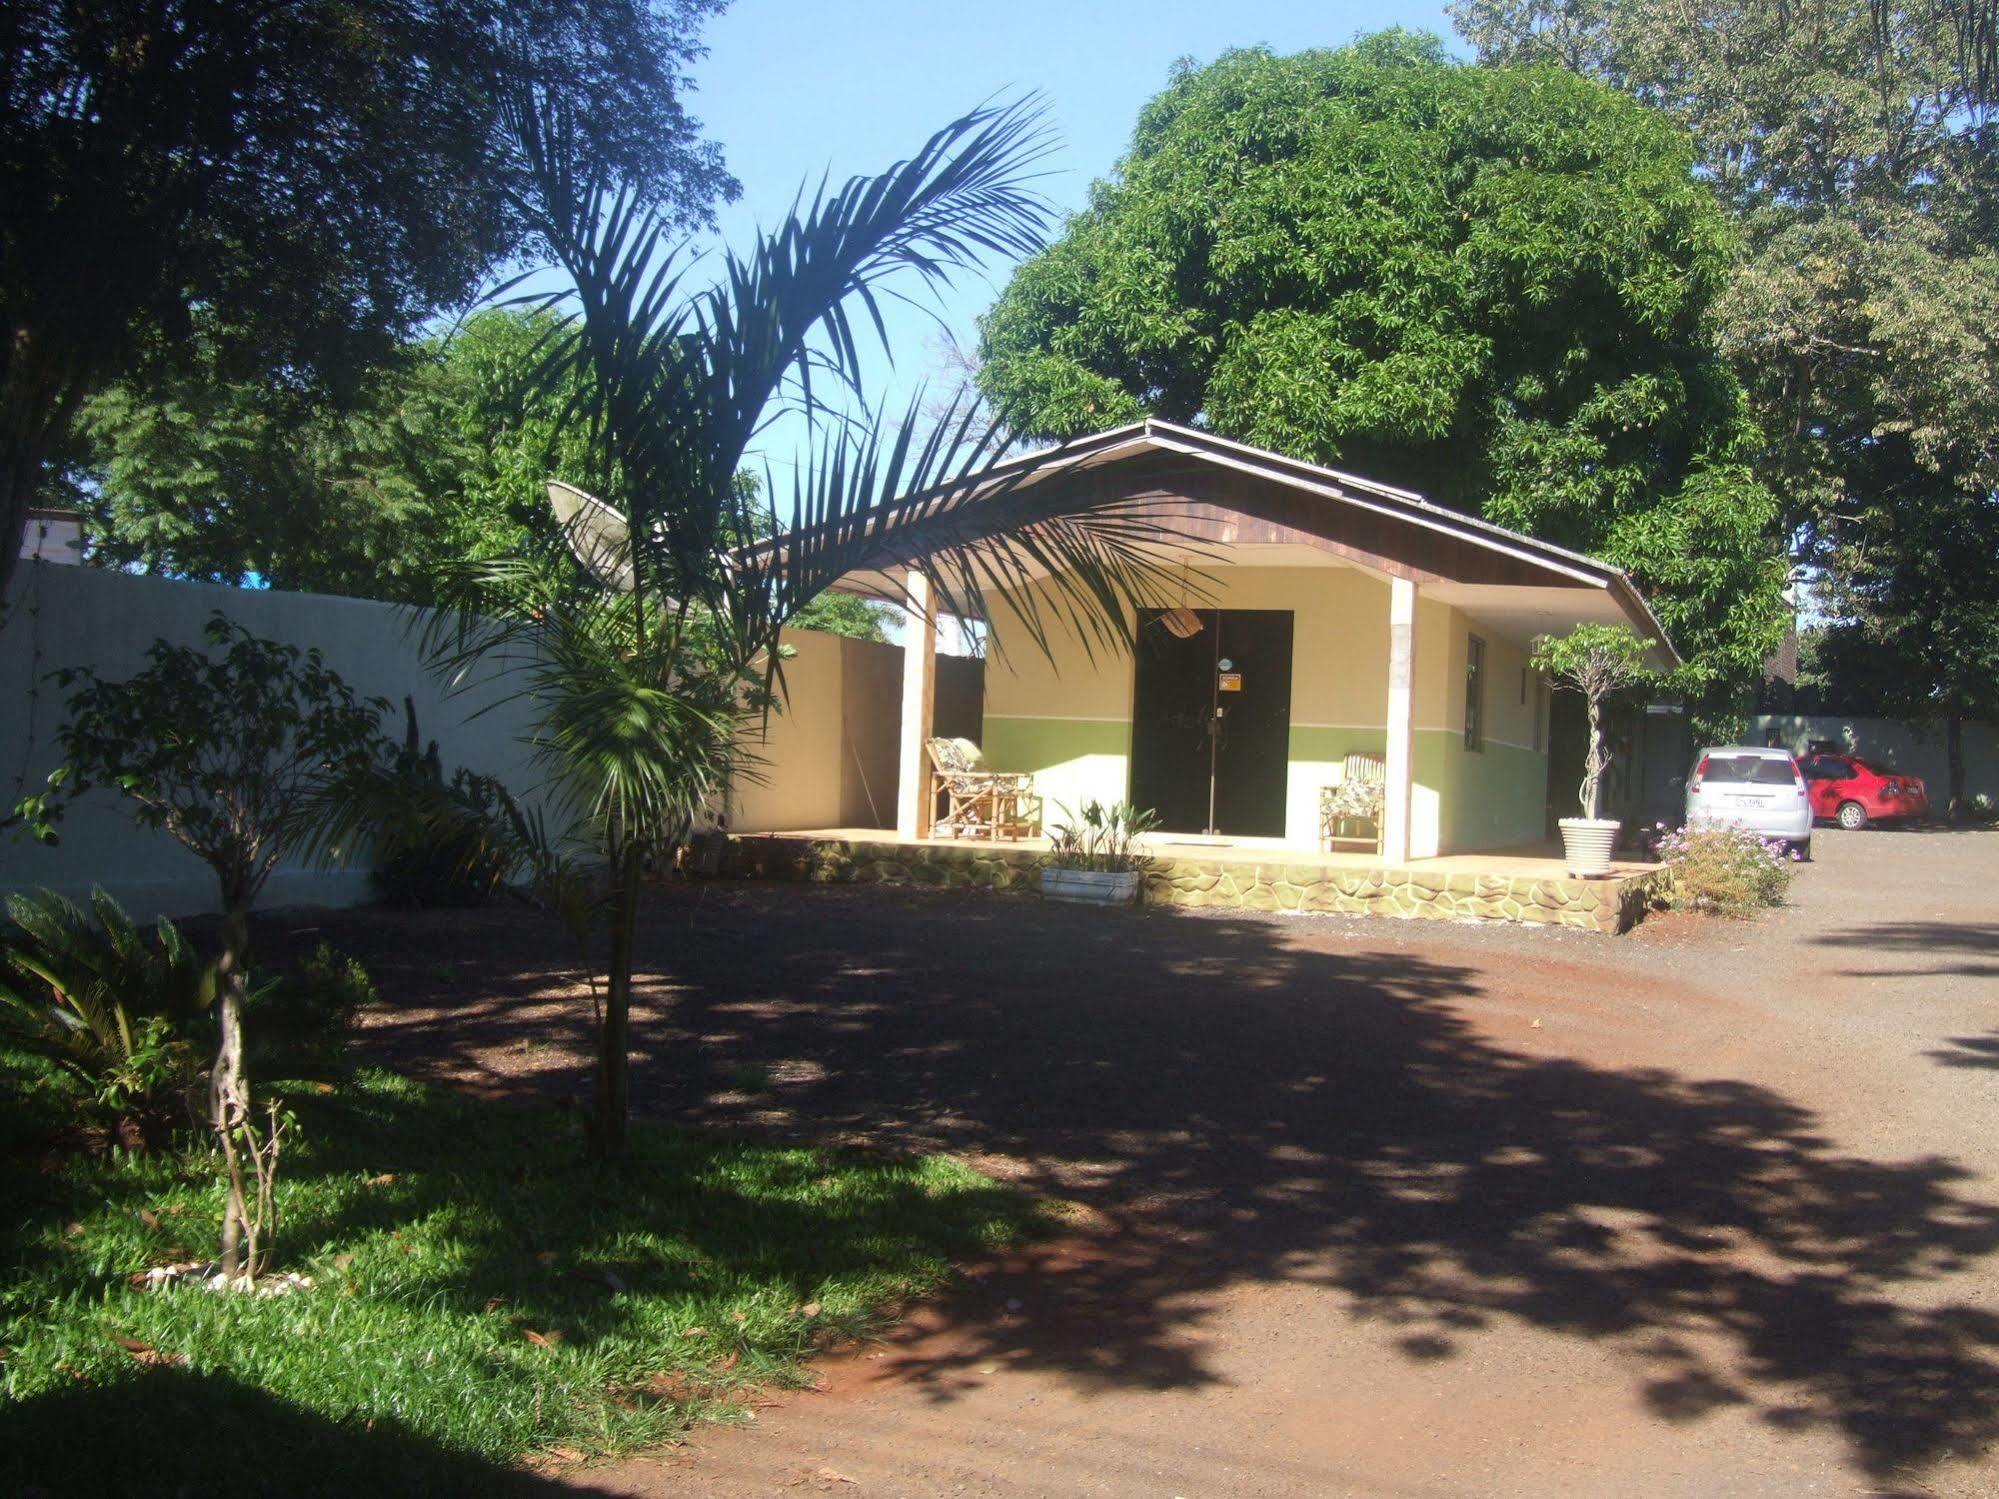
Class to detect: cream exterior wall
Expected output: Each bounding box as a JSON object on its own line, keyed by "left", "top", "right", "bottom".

{"left": 730, "top": 626, "right": 909, "bottom": 833}
{"left": 981, "top": 564, "right": 1552, "bottom": 855}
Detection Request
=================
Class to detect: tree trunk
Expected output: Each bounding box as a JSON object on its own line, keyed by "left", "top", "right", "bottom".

{"left": 1947, "top": 714, "right": 1966, "bottom": 823}
{"left": 210, "top": 902, "right": 254, "bottom": 1283}
{"left": 1, "top": 338, "right": 89, "bottom": 627}
{"left": 591, "top": 843, "right": 643, "bottom": 1164}
{"left": 1582, "top": 697, "right": 1604, "bottom": 820}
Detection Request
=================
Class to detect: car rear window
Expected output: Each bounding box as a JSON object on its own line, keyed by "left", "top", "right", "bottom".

{"left": 1703, "top": 754, "right": 1796, "bottom": 785}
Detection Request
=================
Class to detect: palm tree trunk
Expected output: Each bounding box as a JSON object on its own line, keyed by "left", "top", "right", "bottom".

{"left": 592, "top": 841, "right": 643, "bottom": 1163}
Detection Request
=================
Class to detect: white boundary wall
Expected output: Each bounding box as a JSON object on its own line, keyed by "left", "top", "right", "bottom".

{"left": 1749, "top": 714, "right": 1997, "bottom": 804}
{"left": 1, "top": 565, "right": 544, "bottom": 919}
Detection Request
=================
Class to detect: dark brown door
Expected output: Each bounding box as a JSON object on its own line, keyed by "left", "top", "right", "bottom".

{"left": 1129, "top": 608, "right": 1294, "bottom": 837}
{"left": 1211, "top": 610, "right": 1293, "bottom": 836}
{"left": 1130, "top": 609, "right": 1218, "bottom": 835}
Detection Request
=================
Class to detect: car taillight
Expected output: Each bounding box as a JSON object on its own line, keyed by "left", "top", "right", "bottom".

{"left": 1690, "top": 756, "right": 1708, "bottom": 794}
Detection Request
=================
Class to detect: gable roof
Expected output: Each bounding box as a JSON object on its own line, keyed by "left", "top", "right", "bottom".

{"left": 802, "top": 418, "right": 1678, "bottom": 667}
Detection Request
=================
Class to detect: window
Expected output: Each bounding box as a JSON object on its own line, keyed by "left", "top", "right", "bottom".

{"left": 1702, "top": 753, "right": 1796, "bottom": 785}
{"left": 1464, "top": 635, "right": 1485, "bottom": 752}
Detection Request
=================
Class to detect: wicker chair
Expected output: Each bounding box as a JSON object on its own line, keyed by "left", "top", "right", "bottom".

{"left": 925, "top": 737, "right": 1039, "bottom": 841}
{"left": 1320, "top": 751, "right": 1387, "bottom": 854}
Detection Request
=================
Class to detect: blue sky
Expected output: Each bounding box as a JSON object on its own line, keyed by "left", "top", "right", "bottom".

{"left": 685, "top": 0, "right": 1466, "bottom": 488}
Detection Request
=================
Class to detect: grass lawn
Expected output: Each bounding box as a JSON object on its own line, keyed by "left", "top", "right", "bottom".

{"left": 0, "top": 1059, "right": 1040, "bottom": 1496}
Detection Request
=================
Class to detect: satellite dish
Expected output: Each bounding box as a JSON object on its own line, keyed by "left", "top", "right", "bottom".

{"left": 547, "top": 481, "right": 635, "bottom": 593}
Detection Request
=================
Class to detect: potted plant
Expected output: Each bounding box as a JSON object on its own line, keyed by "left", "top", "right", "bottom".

{"left": 1531, "top": 623, "right": 1657, "bottom": 877}
{"left": 1040, "top": 799, "right": 1159, "bottom": 905}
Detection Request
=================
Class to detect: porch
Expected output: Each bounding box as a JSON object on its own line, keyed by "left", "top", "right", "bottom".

{"left": 726, "top": 828, "right": 1666, "bottom": 934}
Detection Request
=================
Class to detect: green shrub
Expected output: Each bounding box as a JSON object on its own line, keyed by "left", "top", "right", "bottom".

{"left": 247, "top": 943, "right": 375, "bottom": 1076}
{"left": 367, "top": 698, "right": 526, "bottom": 909}
{"left": 1654, "top": 823, "right": 1798, "bottom": 916}
{"left": 0, "top": 889, "right": 208, "bottom": 1143}
{"left": 1046, "top": 799, "right": 1160, "bottom": 873}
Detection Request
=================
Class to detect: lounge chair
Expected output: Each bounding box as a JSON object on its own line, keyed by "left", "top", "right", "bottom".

{"left": 1321, "top": 751, "right": 1386, "bottom": 855}
{"left": 925, "top": 737, "right": 1039, "bottom": 841}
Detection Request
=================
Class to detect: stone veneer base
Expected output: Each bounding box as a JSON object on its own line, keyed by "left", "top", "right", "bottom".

{"left": 726, "top": 836, "right": 1664, "bottom": 935}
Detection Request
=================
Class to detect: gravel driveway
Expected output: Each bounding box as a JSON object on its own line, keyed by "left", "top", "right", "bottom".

{"left": 325, "top": 826, "right": 1999, "bottom": 1498}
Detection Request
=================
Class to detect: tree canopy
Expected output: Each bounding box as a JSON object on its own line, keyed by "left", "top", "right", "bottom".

{"left": 76, "top": 309, "right": 607, "bottom": 604}
{"left": 1, "top": 0, "right": 734, "bottom": 609}
{"left": 73, "top": 307, "right": 893, "bottom": 640}
{"left": 976, "top": 34, "right": 1787, "bottom": 717}
{"left": 1451, "top": 0, "right": 1999, "bottom": 552}
{"left": 1453, "top": 0, "right": 1999, "bottom": 795}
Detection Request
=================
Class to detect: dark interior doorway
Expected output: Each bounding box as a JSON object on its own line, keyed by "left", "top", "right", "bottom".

{"left": 1130, "top": 609, "right": 1294, "bottom": 837}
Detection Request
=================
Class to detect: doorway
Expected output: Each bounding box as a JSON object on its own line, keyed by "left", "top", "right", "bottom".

{"left": 1129, "top": 608, "right": 1294, "bottom": 837}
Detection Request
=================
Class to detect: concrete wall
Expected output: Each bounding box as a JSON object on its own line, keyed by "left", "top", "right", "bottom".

{"left": 980, "top": 566, "right": 1550, "bottom": 856}
{"left": 0, "top": 564, "right": 544, "bottom": 918}
{"left": 730, "top": 628, "right": 902, "bottom": 832}
{"left": 0, "top": 566, "right": 989, "bottom": 915}
{"left": 1748, "top": 714, "right": 1998, "bottom": 805}
{"left": 727, "top": 629, "right": 982, "bottom": 834}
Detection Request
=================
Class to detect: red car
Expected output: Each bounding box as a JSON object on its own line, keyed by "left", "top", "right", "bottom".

{"left": 1798, "top": 753, "right": 1930, "bottom": 829}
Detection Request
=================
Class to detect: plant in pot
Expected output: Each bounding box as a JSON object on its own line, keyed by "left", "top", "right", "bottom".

{"left": 1530, "top": 623, "right": 1657, "bottom": 877}
{"left": 1041, "top": 799, "right": 1159, "bottom": 905}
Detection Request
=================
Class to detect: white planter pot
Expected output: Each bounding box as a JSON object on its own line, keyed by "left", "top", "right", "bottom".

{"left": 1040, "top": 867, "right": 1142, "bottom": 906}
{"left": 1557, "top": 817, "right": 1621, "bottom": 877}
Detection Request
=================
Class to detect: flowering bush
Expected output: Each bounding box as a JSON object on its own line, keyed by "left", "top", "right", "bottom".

{"left": 1651, "top": 822, "right": 1798, "bottom": 916}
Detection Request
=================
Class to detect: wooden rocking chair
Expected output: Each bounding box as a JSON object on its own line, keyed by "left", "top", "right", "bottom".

{"left": 925, "top": 737, "right": 1039, "bottom": 842}
{"left": 1320, "top": 751, "right": 1387, "bottom": 855}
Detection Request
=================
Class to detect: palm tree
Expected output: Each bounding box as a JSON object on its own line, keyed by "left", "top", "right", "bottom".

{"left": 431, "top": 92, "right": 1176, "bottom": 1162}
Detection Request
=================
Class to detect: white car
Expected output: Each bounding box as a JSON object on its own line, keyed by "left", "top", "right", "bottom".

{"left": 1684, "top": 745, "right": 1813, "bottom": 857}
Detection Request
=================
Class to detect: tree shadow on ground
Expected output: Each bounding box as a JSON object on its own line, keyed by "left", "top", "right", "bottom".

{"left": 1811, "top": 921, "right": 1999, "bottom": 979}
{"left": 300, "top": 885, "right": 1999, "bottom": 1486}
{"left": 0, "top": 1366, "right": 618, "bottom": 1499}
{"left": 1929, "top": 1032, "right": 1999, "bottom": 1071}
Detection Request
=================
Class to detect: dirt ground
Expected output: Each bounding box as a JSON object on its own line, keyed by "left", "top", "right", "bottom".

{"left": 276, "top": 825, "right": 1999, "bottom": 1498}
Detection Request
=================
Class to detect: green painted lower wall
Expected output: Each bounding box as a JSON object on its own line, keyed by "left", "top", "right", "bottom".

{"left": 982, "top": 714, "right": 1546, "bottom": 854}
{"left": 983, "top": 715, "right": 1132, "bottom": 827}
{"left": 982, "top": 715, "right": 1130, "bottom": 770}
{"left": 1415, "top": 735, "right": 1548, "bottom": 852}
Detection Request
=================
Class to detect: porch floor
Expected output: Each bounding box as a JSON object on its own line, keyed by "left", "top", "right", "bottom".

{"left": 729, "top": 829, "right": 1666, "bottom": 933}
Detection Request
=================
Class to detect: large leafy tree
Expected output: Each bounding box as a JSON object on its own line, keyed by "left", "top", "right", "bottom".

{"left": 1452, "top": 0, "right": 1999, "bottom": 762}
{"left": 74, "top": 308, "right": 614, "bottom": 602}
{"left": 977, "top": 34, "right": 1787, "bottom": 720}
{"left": 1820, "top": 487, "right": 1999, "bottom": 818}
{"left": 0, "top": 0, "right": 734, "bottom": 614}
{"left": 73, "top": 309, "right": 894, "bottom": 639}
{"left": 1450, "top": 0, "right": 1999, "bottom": 549}
{"left": 436, "top": 97, "right": 1170, "bottom": 1162}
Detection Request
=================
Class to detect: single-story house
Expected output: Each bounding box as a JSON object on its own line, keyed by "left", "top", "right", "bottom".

{"left": 810, "top": 419, "right": 1677, "bottom": 865}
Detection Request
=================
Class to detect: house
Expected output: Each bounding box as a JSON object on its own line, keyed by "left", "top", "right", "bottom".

{"left": 731, "top": 421, "right": 1676, "bottom": 930}
{"left": 811, "top": 420, "right": 1675, "bottom": 857}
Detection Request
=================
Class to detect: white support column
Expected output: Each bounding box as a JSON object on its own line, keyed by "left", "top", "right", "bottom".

{"left": 1380, "top": 574, "right": 1418, "bottom": 865}
{"left": 895, "top": 568, "right": 938, "bottom": 840}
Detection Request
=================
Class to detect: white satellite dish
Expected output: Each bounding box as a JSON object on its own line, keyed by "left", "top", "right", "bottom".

{"left": 547, "top": 481, "right": 635, "bottom": 593}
